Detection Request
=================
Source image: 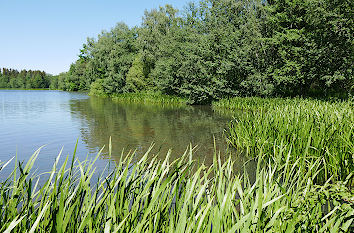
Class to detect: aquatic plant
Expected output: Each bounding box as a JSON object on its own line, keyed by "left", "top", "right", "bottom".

{"left": 214, "top": 98, "right": 353, "bottom": 183}
{"left": 1, "top": 144, "right": 353, "bottom": 232}
{"left": 111, "top": 92, "right": 186, "bottom": 107}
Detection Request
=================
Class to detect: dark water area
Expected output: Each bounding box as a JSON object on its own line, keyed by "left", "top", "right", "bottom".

{"left": 0, "top": 90, "right": 251, "bottom": 179}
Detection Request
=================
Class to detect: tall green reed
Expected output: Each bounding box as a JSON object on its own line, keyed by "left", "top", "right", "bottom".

{"left": 214, "top": 97, "right": 353, "bottom": 183}
{"left": 110, "top": 92, "right": 186, "bottom": 107}
{"left": 1, "top": 144, "right": 353, "bottom": 232}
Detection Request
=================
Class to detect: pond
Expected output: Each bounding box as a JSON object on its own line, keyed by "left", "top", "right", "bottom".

{"left": 0, "top": 90, "right": 245, "bottom": 178}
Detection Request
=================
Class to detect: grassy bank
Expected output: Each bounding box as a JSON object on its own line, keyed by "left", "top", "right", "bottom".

{"left": 1, "top": 145, "right": 353, "bottom": 232}
{"left": 213, "top": 97, "right": 353, "bottom": 184}
{"left": 90, "top": 91, "right": 187, "bottom": 107}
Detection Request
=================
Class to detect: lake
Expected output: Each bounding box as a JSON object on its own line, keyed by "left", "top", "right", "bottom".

{"left": 0, "top": 90, "right": 241, "bottom": 177}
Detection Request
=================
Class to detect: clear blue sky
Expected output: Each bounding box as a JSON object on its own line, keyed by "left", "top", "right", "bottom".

{"left": 0, "top": 0, "right": 191, "bottom": 75}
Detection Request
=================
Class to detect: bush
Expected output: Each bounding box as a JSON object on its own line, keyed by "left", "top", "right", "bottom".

{"left": 89, "top": 79, "right": 107, "bottom": 97}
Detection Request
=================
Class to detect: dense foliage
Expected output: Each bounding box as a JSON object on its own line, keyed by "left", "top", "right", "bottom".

{"left": 52, "top": 0, "right": 353, "bottom": 104}
{"left": 0, "top": 68, "right": 52, "bottom": 89}
{"left": 213, "top": 97, "right": 354, "bottom": 183}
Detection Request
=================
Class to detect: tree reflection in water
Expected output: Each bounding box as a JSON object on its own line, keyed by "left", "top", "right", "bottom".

{"left": 69, "top": 96, "right": 248, "bottom": 169}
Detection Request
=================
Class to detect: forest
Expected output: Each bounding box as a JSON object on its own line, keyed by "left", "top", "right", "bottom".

{"left": 48, "top": 0, "right": 353, "bottom": 104}
{"left": 0, "top": 68, "right": 51, "bottom": 89}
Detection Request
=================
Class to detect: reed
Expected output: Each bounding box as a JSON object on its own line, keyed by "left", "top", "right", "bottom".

{"left": 1, "top": 144, "right": 353, "bottom": 232}
{"left": 213, "top": 97, "right": 353, "bottom": 183}
{"left": 110, "top": 92, "right": 187, "bottom": 107}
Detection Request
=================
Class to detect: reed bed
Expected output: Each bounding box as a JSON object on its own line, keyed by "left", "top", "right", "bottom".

{"left": 1, "top": 145, "right": 353, "bottom": 232}
{"left": 213, "top": 97, "right": 295, "bottom": 112}
{"left": 110, "top": 92, "right": 186, "bottom": 107}
{"left": 213, "top": 97, "right": 353, "bottom": 183}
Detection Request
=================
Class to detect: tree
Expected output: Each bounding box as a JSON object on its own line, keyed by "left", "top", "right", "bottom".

{"left": 66, "top": 0, "right": 353, "bottom": 102}
{"left": 263, "top": 0, "right": 353, "bottom": 97}
{"left": 126, "top": 53, "right": 150, "bottom": 91}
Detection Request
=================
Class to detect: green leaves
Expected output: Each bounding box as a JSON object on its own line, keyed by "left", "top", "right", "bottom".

{"left": 55, "top": 0, "right": 353, "bottom": 102}
{"left": 215, "top": 97, "right": 353, "bottom": 183}
{"left": 1, "top": 139, "right": 353, "bottom": 232}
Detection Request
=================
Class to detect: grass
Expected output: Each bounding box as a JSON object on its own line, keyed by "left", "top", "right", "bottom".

{"left": 111, "top": 92, "right": 186, "bottom": 107}
{"left": 213, "top": 97, "right": 353, "bottom": 184}
{"left": 89, "top": 91, "right": 187, "bottom": 107}
{"left": 1, "top": 145, "right": 353, "bottom": 232}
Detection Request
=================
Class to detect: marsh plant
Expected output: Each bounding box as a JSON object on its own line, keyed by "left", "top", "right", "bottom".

{"left": 214, "top": 98, "right": 353, "bottom": 184}
{"left": 1, "top": 143, "right": 353, "bottom": 232}
{"left": 89, "top": 91, "right": 187, "bottom": 107}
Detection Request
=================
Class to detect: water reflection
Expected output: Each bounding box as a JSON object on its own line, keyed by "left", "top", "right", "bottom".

{"left": 70, "top": 97, "right": 234, "bottom": 166}
{"left": 0, "top": 90, "right": 254, "bottom": 180}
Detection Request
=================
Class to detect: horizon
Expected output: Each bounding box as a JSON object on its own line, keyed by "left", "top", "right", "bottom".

{"left": 0, "top": 0, "right": 190, "bottom": 75}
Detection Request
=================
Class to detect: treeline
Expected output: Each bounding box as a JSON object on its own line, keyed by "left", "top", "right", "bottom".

{"left": 52, "top": 0, "right": 353, "bottom": 104}
{"left": 0, "top": 68, "right": 51, "bottom": 89}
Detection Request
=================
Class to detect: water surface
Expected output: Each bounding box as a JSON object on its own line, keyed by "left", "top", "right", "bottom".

{"left": 0, "top": 90, "right": 238, "bottom": 177}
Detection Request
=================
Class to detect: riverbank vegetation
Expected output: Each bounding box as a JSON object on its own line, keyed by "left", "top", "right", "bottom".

{"left": 0, "top": 68, "right": 52, "bottom": 89}
{"left": 213, "top": 98, "right": 353, "bottom": 184}
{"left": 49, "top": 0, "right": 353, "bottom": 104}
{"left": 111, "top": 92, "right": 186, "bottom": 107}
{"left": 1, "top": 144, "right": 353, "bottom": 232}
{"left": 89, "top": 83, "right": 187, "bottom": 106}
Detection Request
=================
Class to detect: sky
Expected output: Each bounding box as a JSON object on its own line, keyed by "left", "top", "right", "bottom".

{"left": 0, "top": 0, "right": 191, "bottom": 75}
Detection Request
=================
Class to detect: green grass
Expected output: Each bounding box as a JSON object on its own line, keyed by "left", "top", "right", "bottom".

{"left": 90, "top": 91, "right": 187, "bottom": 107}
{"left": 213, "top": 97, "right": 353, "bottom": 183}
{"left": 213, "top": 97, "right": 295, "bottom": 112}
{"left": 0, "top": 144, "right": 353, "bottom": 232}
{"left": 111, "top": 92, "right": 186, "bottom": 107}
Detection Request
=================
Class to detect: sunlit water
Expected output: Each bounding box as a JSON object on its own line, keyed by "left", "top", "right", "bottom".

{"left": 0, "top": 90, "right": 248, "bottom": 179}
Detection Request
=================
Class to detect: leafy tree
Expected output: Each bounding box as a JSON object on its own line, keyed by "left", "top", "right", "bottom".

{"left": 61, "top": 0, "right": 353, "bottom": 103}
{"left": 263, "top": 0, "right": 353, "bottom": 97}
{"left": 89, "top": 79, "right": 106, "bottom": 96}
{"left": 126, "top": 53, "right": 150, "bottom": 91}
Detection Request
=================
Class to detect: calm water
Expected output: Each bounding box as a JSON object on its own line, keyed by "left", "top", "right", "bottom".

{"left": 0, "top": 90, "right": 241, "bottom": 177}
